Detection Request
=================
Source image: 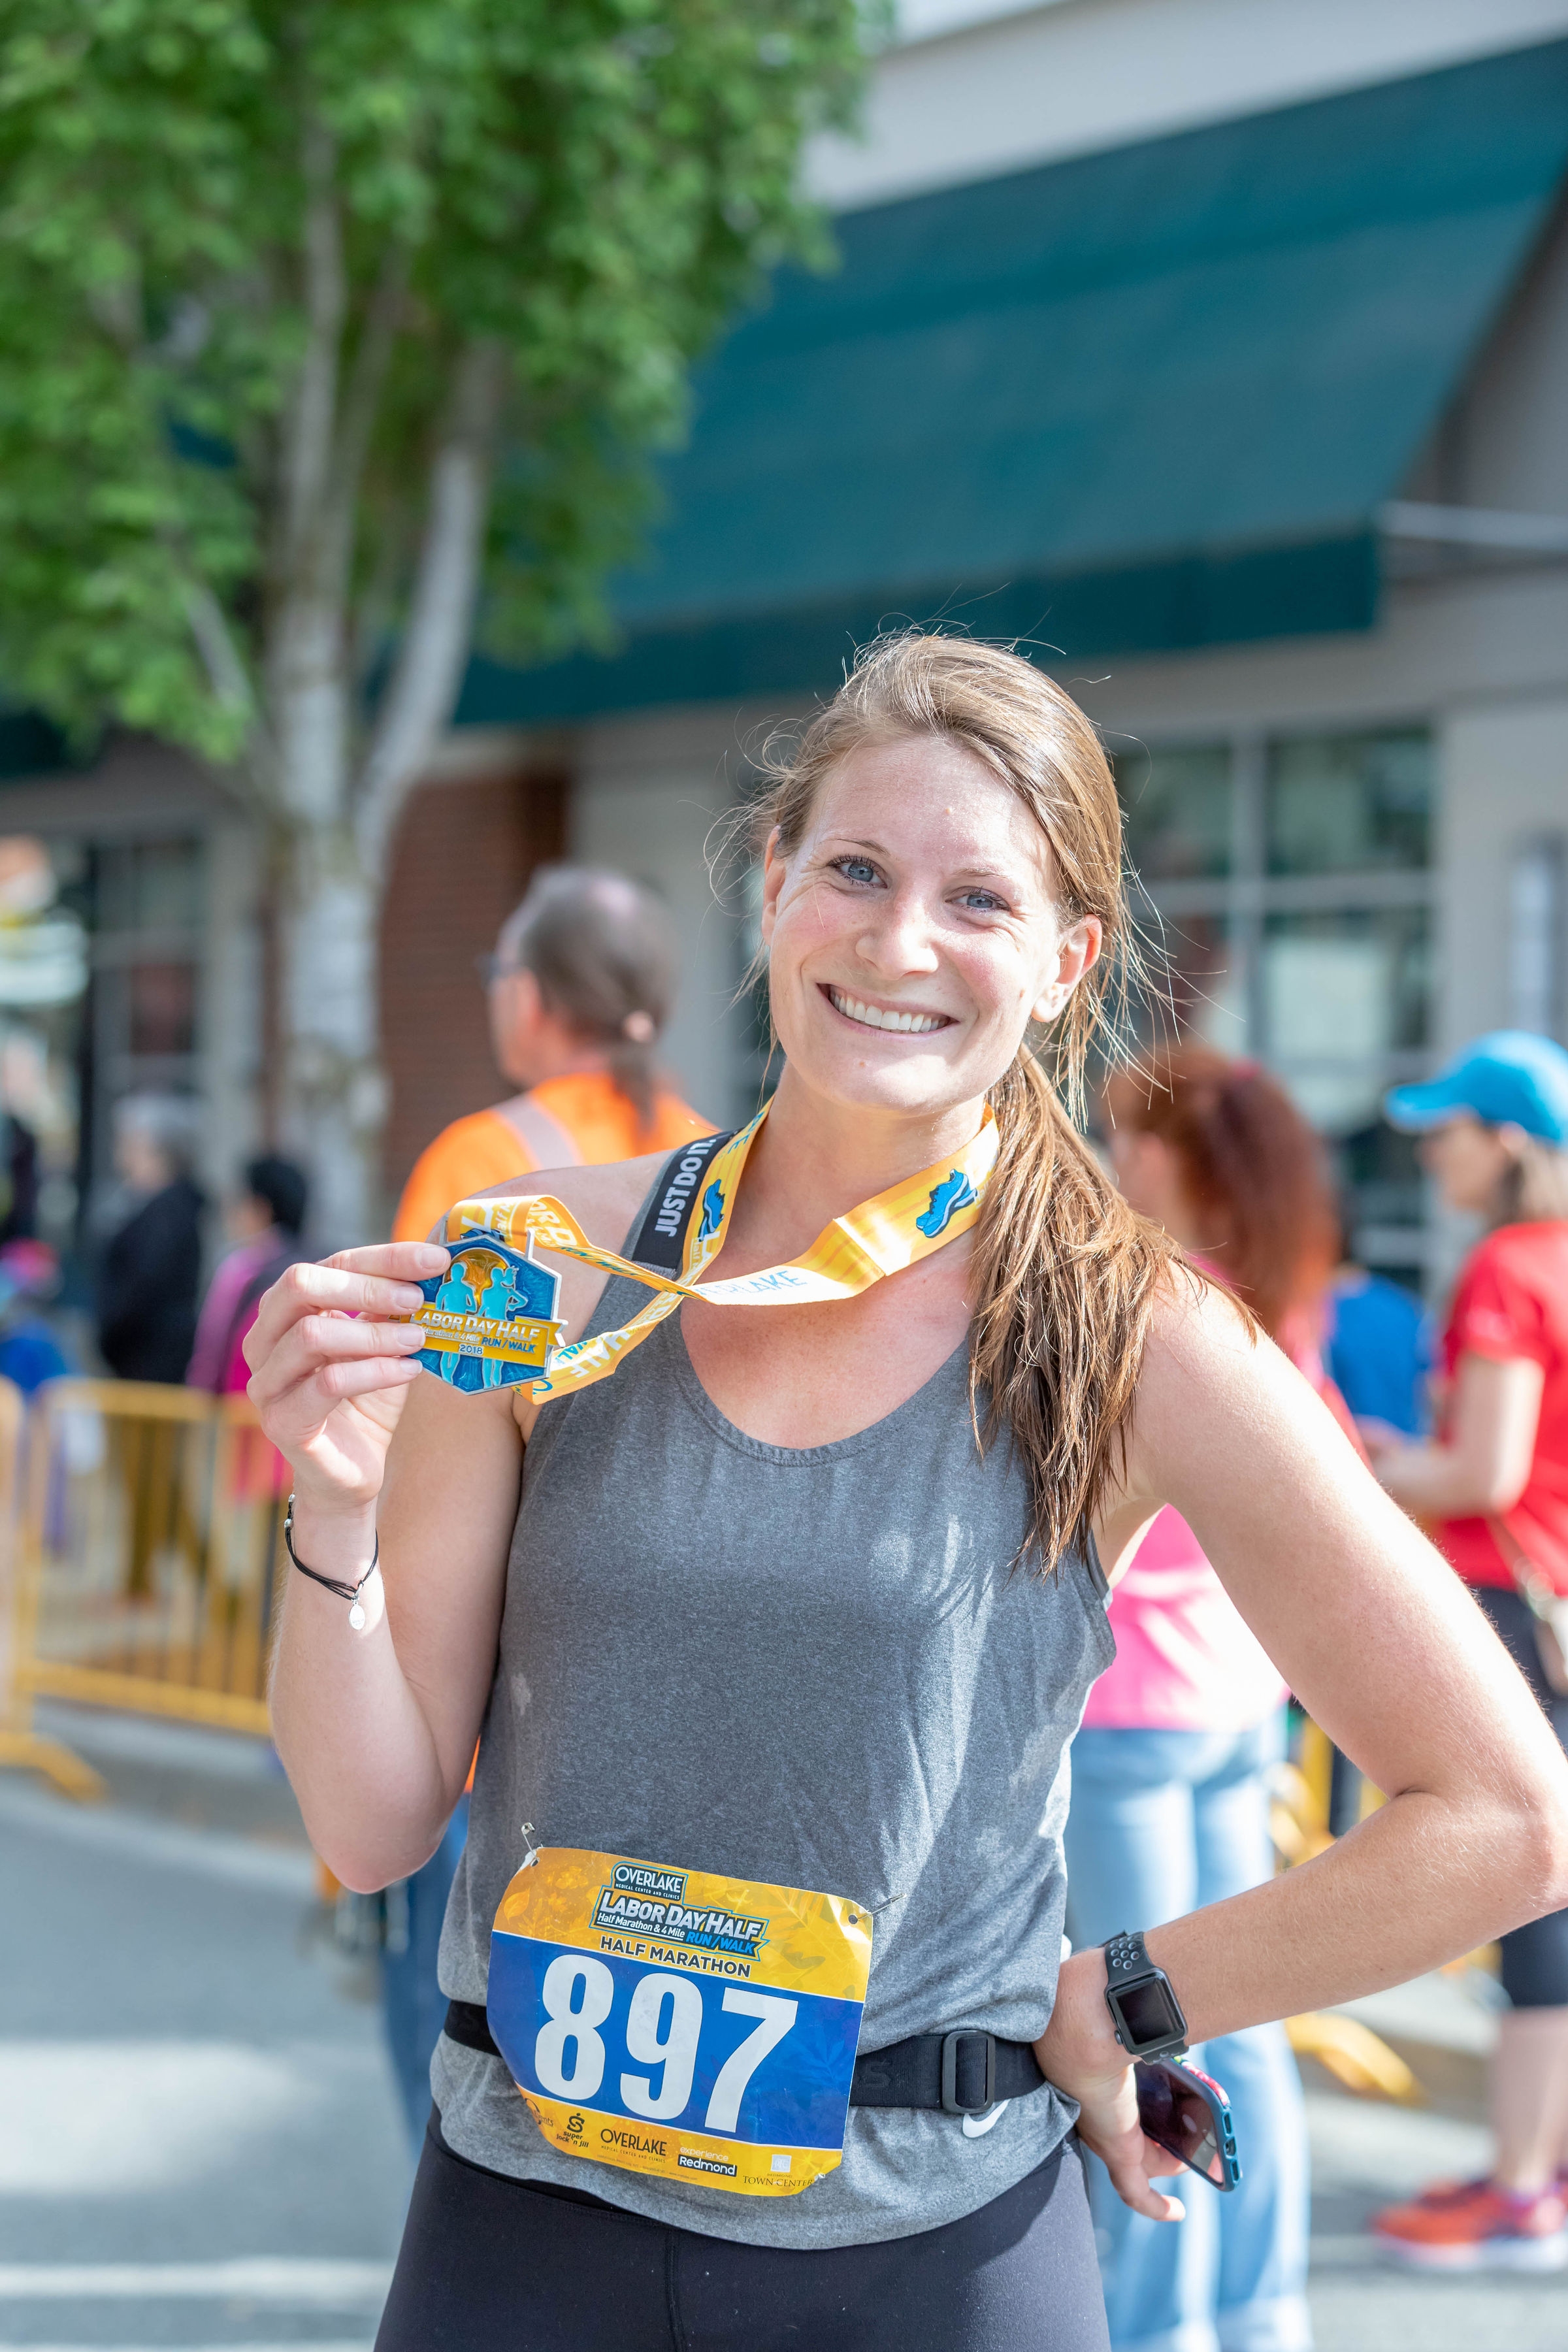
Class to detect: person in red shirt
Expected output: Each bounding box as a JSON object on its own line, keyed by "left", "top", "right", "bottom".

{"left": 1371, "top": 1030, "right": 1568, "bottom": 2266}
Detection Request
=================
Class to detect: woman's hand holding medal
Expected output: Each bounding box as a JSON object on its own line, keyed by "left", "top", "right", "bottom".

{"left": 243, "top": 1242, "right": 450, "bottom": 1517}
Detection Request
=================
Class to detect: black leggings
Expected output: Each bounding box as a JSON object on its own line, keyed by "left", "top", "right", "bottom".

{"left": 376, "top": 2114, "right": 1110, "bottom": 2352}
{"left": 1475, "top": 1584, "right": 1568, "bottom": 2008}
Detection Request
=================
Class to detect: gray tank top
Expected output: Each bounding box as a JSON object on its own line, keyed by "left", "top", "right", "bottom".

{"left": 433, "top": 1180, "right": 1115, "bottom": 2250}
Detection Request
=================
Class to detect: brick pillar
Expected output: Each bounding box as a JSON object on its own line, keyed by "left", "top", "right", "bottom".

{"left": 379, "top": 765, "right": 566, "bottom": 1205}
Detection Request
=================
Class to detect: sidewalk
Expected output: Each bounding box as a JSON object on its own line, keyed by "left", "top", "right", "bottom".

{"left": 1305, "top": 1970, "right": 1567, "bottom": 2349}
{"left": 0, "top": 1705, "right": 408, "bottom": 2352}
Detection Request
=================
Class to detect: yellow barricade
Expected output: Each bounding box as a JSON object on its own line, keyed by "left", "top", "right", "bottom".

{"left": 0, "top": 1380, "right": 289, "bottom": 1793}
{"left": 1271, "top": 1722, "right": 1423, "bottom": 2104}
{"left": 0, "top": 1372, "right": 99, "bottom": 1797}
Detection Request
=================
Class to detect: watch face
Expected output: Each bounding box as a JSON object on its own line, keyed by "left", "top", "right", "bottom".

{"left": 1116, "top": 1976, "right": 1183, "bottom": 2048}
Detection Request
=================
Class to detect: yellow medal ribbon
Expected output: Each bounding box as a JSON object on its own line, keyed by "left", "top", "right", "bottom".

{"left": 432, "top": 1103, "right": 998, "bottom": 1404}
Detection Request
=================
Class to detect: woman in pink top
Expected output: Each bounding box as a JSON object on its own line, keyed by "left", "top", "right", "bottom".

{"left": 188, "top": 1156, "right": 308, "bottom": 1503}
{"left": 188, "top": 1156, "right": 310, "bottom": 1394}
{"left": 1067, "top": 1050, "right": 1350, "bottom": 2352}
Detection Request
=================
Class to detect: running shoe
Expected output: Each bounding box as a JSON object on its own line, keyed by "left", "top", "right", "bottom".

{"left": 1373, "top": 2176, "right": 1568, "bottom": 2269}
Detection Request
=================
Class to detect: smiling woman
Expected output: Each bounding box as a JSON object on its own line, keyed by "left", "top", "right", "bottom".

{"left": 247, "top": 636, "right": 1568, "bottom": 2352}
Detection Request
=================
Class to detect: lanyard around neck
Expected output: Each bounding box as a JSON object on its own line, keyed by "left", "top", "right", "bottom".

{"left": 437, "top": 1103, "right": 998, "bottom": 1404}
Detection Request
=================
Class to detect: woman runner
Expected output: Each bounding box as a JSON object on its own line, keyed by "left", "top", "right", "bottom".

{"left": 250, "top": 640, "right": 1568, "bottom": 2352}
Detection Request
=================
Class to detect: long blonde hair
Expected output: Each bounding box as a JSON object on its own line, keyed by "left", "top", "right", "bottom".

{"left": 749, "top": 633, "right": 1181, "bottom": 1571}
{"left": 1495, "top": 1135, "right": 1568, "bottom": 1226}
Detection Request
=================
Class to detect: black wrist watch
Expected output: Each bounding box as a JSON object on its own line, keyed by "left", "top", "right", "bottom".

{"left": 1102, "top": 1930, "right": 1189, "bottom": 2059}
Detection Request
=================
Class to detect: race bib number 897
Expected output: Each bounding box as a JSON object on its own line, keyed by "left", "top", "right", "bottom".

{"left": 487, "top": 1848, "right": 872, "bottom": 2196}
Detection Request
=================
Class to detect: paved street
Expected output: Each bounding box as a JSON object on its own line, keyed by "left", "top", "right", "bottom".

{"left": 1306, "top": 2089, "right": 1566, "bottom": 2350}
{"left": 0, "top": 1711, "right": 406, "bottom": 2352}
{"left": 2, "top": 1709, "right": 1567, "bottom": 2351}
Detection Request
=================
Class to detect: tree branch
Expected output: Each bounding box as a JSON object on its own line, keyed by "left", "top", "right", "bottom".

{"left": 276, "top": 111, "right": 346, "bottom": 587}
{"left": 318, "top": 242, "right": 410, "bottom": 700}
{"left": 263, "top": 110, "right": 352, "bottom": 828}
{"left": 331, "top": 242, "right": 409, "bottom": 527}
{"left": 177, "top": 572, "right": 278, "bottom": 815}
{"left": 353, "top": 340, "right": 508, "bottom": 875}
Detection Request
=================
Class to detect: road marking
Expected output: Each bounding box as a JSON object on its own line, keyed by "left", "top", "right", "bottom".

{"left": 0, "top": 2256, "right": 391, "bottom": 2302}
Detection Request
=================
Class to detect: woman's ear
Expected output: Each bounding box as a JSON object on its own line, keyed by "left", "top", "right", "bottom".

{"left": 1030, "top": 913, "right": 1103, "bottom": 1023}
{"left": 758, "top": 826, "right": 786, "bottom": 947}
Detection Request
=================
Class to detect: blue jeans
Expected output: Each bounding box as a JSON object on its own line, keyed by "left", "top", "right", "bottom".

{"left": 1064, "top": 1720, "right": 1311, "bottom": 2352}
{"left": 382, "top": 1798, "right": 469, "bottom": 2150}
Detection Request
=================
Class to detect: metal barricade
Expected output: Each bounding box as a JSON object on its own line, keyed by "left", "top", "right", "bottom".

{"left": 4, "top": 1380, "right": 287, "bottom": 1769}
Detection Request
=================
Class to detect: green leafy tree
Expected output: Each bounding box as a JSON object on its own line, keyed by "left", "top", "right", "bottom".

{"left": 0, "top": 1, "right": 866, "bottom": 1234}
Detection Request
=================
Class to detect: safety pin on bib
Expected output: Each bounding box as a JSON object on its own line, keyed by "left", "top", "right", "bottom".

{"left": 519, "top": 1820, "right": 540, "bottom": 1869}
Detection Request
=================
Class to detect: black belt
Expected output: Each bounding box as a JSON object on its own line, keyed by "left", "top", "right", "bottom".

{"left": 443, "top": 1999, "right": 1045, "bottom": 2119}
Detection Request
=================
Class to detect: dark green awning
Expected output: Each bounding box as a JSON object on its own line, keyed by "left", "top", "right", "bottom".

{"left": 461, "top": 35, "right": 1568, "bottom": 727}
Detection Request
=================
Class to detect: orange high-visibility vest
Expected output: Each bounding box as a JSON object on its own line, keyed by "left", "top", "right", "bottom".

{"left": 392, "top": 1069, "right": 713, "bottom": 1244}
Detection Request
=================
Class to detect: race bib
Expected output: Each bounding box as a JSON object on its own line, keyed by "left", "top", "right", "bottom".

{"left": 487, "top": 1847, "right": 872, "bottom": 2197}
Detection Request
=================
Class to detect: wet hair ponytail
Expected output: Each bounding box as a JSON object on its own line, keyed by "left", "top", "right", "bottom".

{"left": 498, "top": 866, "right": 678, "bottom": 1132}
{"left": 745, "top": 632, "right": 1183, "bottom": 1573}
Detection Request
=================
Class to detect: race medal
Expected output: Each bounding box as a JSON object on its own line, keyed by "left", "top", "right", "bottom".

{"left": 410, "top": 1232, "right": 563, "bottom": 1394}
{"left": 409, "top": 1105, "right": 998, "bottom": 1403}
{"left": 487, "top": 1847, "right": 872, "bottom": 2197}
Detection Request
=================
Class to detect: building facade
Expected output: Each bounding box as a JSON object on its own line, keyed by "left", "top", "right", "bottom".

{"left": 2, "top": 0, "right": 1566, "bottom": 1286}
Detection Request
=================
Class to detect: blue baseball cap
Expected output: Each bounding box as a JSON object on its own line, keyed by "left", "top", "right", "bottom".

{"left": 1385, "top": 1030, "right": 1568, "bottom": 1145}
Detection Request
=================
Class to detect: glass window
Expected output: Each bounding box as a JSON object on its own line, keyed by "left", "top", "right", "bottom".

{"left": 1266, "top": 730, "right": 1430, "bottom": 875}
{"left": 1116, "top": 745, "right": 1232, "bottom": 882}
{"left": 1333, "top": 1122, "right": 1427, "bottom": 1269}
{"left": 1262, "top": 907, "right": 1430, "bottom": 1132}
{"left": 1126, "top": 909, "right": 1245, "bottom": 1057}
{"left": 97, "top": 840, "right": 204, "bottom": 935}
{"left": 128, "top": 961, "right": 197, "bottom": 1056}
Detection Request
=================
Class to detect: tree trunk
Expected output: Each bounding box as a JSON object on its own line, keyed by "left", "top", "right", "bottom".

{"left": 277, "top": 820, "right": 387, "bottom": 1247}
{"left": 260, "top": 337, "right": 506, "bottom": 1246}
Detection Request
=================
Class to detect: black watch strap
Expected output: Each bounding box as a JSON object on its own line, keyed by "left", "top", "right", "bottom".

{"left": 1104, "top": 1929, "right": 1154, "bottom": 1989}
{"left": 1102, "top": 1928, "right": 1188, "bottom": 2058}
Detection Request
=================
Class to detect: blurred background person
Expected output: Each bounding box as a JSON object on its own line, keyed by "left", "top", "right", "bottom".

{"left": 1068, "top": 1048, "right": 1354, "bottom": 2352}
{"left": 380, "top": 862, "right": 713, "bottom": 2151}
{"left": 1369, "top": 1032, "right": 1568, "bottom": 2267}
{"left": 1325, "top": 1236, "right": 1431, "bottom": 1443}
{"left": 0, "top": 1103, "right": 40, "bottom": 1247}
{"left": 188, "top": 1155, "right": 310, "bottom": 1396}
{"left": 0, "top": 1237, "right": 73, "bottom": 1395}
{"left": 392, "top": 864, "right": 712, "bottom": 1243}
{"left": 95, "top": 1094, "right": 204, "bottom": 1384}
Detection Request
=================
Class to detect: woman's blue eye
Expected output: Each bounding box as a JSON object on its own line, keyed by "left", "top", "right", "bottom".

{"left": 836, "top": 858, "right": 879, "bottom": 885}
{"left": 960, "top": 890, "right": 1006, "bottom": 912}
